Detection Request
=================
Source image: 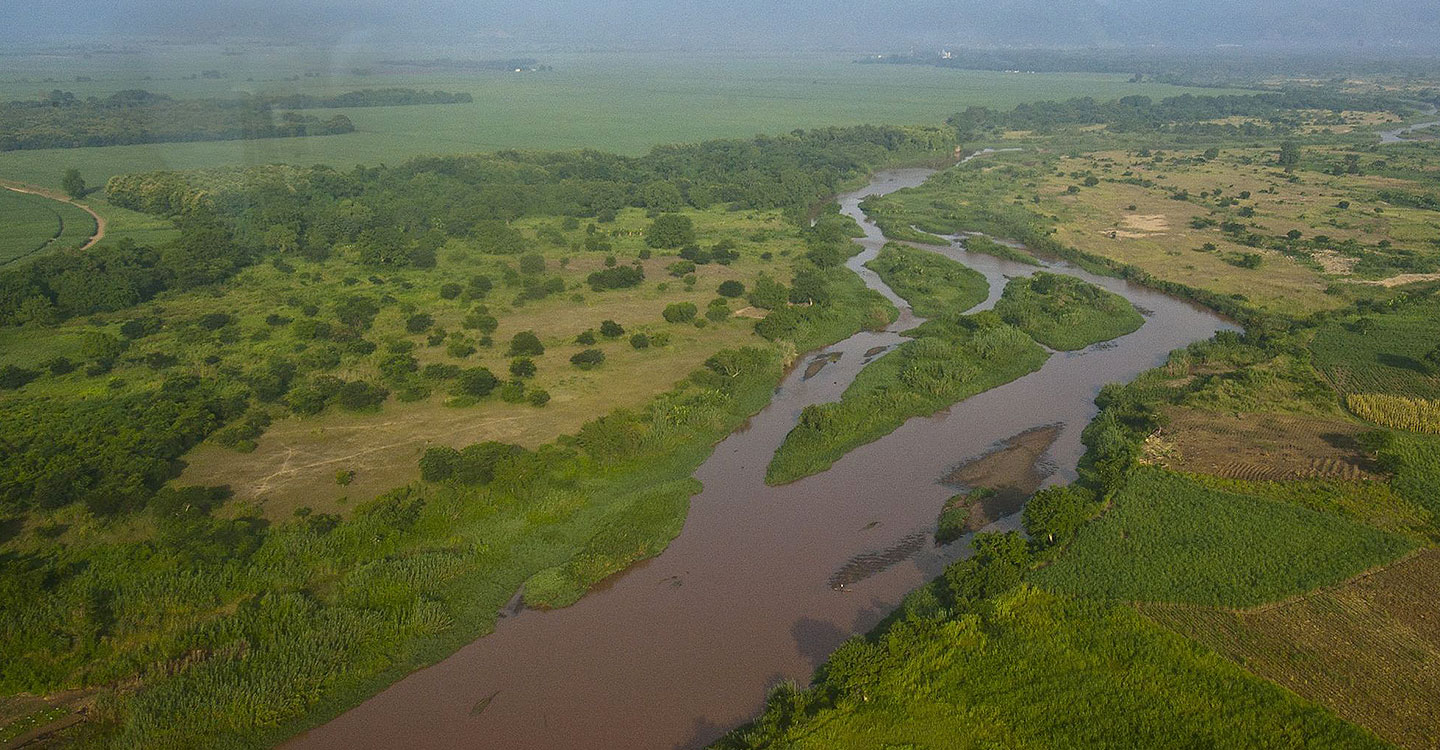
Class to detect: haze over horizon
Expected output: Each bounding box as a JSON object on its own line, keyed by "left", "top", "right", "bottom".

{"left": 4, "top": 0, "right": 1440, "bottom": 53}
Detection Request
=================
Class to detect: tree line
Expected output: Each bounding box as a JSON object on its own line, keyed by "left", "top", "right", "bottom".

{"left": 0, "top": 89, "right": 355, "bottom": 151}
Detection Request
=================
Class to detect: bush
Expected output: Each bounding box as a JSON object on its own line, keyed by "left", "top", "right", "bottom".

{"left": 706, "top": 298, "right": 731, "bottom": 322}
{"left": 498, "top": 381, "right": 526, "bottom": 403}
{"left": 419, "top": 445, "right": 460, "bottom": 481}
{"left": 439, "top": 282, "right": 462, "bottom": 299}
{"left": 575, "top": 329, "right": 598, "bottom": 345}
{"left": 587, "top": 265, "right": 644, "bottom": 291}
{"left": 405, "top": 313, "right": 434, "bottom": 333}
{"left": 630, "top": 333, "right": 650, "bottom": 349}
{"left": 600, "top": 320, "right": 625, "bottom": 338}
{"left": 717, "top": 280, "right": 745, "bottom": 298}
{"left": 0, "top": 365, "right": 40, "bottom": 390}
{"left": 509, "top": 357, "right": 537, "bottom": 379}
{"left": 508, "top": 331, "right": 545, "bottom": 356}
{"left": 528, "top": 388, "right": 551, "bottom": 407}
{"left": 571, "top": 349, "right": 606, "bottom": 369}
{"left": 335, "top": 381, "right": 388, "bottom": 410}
{"left": 455, "top": 367, "right": 499, "bottom": 397}
{"left": 663, "top": 302, "right": 697, "bottom": 323}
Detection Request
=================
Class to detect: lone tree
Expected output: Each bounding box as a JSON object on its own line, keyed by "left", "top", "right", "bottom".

{"left": 644, "top": 214, "right": 695, "bottom": 249}
{"left": 1425, "top": 345, "right": 1440, "bottom": 375}
{"left": 61, "top": 168, "right": 86, "bottom": 199}
{"left": 1277, "top": 141, "right": 1301, "bottom": 169}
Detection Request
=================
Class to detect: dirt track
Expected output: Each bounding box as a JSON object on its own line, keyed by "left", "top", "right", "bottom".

{"left": 0, "top": 180, "right": 106, "bottom": 251}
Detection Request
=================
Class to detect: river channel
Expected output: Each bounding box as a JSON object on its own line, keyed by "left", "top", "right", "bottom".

{"left": 289, "top": 165, "right": 1237, "bottom": 750}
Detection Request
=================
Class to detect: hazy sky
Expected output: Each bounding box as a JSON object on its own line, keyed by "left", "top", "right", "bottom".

{"left": 5, "top": 0, "right": 1439, "bottom": 52}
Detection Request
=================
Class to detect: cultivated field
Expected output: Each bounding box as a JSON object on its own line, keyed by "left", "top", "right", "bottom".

{"left": 0, "top": 188, "right": 95, "bottom": 263}
{"left": 1145, "top": 548, "right": 1440, "bottom": 750}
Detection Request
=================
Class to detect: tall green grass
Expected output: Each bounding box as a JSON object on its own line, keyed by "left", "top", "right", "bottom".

{"left": 715, "top": 585, "right": 1385, "bottom": 750}
{"left": 864, "top": 243, "right": 988, "bottom": 319}
{"left": 766, "top": 318, "right": 1047, "bottom": 484}
{"left": 993, "top": 272, "right": 1144, "bottom": 350}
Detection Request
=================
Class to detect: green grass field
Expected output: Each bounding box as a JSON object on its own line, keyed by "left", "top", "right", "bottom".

{"left": 0, "top": 189, "right": 95, "bottom": 263}
{"left": 1032, "top": 468, "right": 1413, "bottom": 607}
{"left": 721, "top": 586, "right": 1386, "bottom": 750}
{"left": 0, "top": 50, "right": 1242, "bottom": 192}
{"left": 1311, "top": 299, "right": 1440, "bottom": 401}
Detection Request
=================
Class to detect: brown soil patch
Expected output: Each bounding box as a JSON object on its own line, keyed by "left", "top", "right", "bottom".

{"left": 1313, "top": 249, "right": 1359, "bottom": 275}
{"left": 1359, "top": 272, "right": 1440, "bottom": 288}
{"left": 1119, "top": 214, "right": 1170, "bottom": 233}
{"left": 941, "top": 424, "right": 1062, "bottom": 532}
{"left": 1146, "top": 407, "right": 1382, "bottom": 482}
{"left": 732, "top": 306, "right": 768, "bottom": 319}
{"left": 1145, "top": 549, "right": 1440, "bottom": 750}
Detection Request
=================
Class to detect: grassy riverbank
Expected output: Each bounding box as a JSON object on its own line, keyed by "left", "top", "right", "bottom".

{"left": 864, "top": 243, "right": 988, "bottom": 319}
{"left": 766, "top": 317, "right": 1048, "bottom": 484}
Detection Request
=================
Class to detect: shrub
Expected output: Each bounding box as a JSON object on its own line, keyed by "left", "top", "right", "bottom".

{"left": 528, "top": 388, "right": 551, "bottom": 407}
{"left": 405, "top": 313, "right": 434, "bottom": 333}
{"left": 587, "top": 265, "right": 644, "bottom": 291}
{"left": 705, "top": 298, "right": 731, "bottom": 322}
{"left": 0, "top": 365, "right": 40, "bottom": 390}
{"left": 747, "top": 274, "right": 788, "bottom": 309}
{"left": 575, "top": 330, "right": 597, "bottom": 345}
{"left": 439, "top": 282, "right": 462, "bottom": 299}
{"left": 335, "top": 380, "right": 389, "bottom": 410}
{"left": 499, "top": 381, "right": 526, "bottom": 403}
{"left": 717, "top": 280, "right": 745, "bottom": 298}
{"left": 600, "top": 320, "right": 625, "bottom": 338}
{"left": 508, "top": 331, "right": 545, "bottom": 356}
{"left": 419, "top": 445, "right": 460, "bottom": 481}
{"left": 667, "top": 260, "right": 696, "bottom": 277}
{"left": 571, "top": 349, "right": 606, "bottom": 369}
{"left": 663, "top": 302, "right": 697, "bottom": 323}
{"left": 630, "top": 333, "right": 650, "bottom": 349}
{"left": 509, "top": 357, "right": 537, "bottom": 379}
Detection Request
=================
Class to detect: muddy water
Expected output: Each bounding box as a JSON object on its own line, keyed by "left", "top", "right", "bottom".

{"left": 289, "top": 167, "right": 1236, "bottom": 750}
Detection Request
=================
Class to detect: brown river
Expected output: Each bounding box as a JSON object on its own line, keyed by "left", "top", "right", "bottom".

{"left": 288, "top": 166, "right": 1236, "bottom": 750}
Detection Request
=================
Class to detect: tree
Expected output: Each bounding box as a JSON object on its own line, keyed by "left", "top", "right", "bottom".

{"left": 644, "top": 214, "right": 695, "bottom": 249}
{"left": 629, "top": 333, "right": 650, "bottom": 349}
{"left": 1022, "top": 485, "right": 1095, "bottom": 547}
{"left": 455, "top": 367, "right": 499, "bottom": 397}
{"left": 508, "top": 331, "right": 545, "bottom": 356}
{"left": 61, "top": 168, "right": 86, "bottom": 199}
{"left": 1277, "top": 141, "right": 1301, "bottom": 168}
{"left": 789, "top": 269, "right": 829, "bottom": 306}
{"left": 405, "top": 313, "right": 434, "bottom": 333}
{"left": 717, "top": 280, "right": 745, "bottom": 298}
{"left": 599, "top": 320, "right": 625, "bottom": 338}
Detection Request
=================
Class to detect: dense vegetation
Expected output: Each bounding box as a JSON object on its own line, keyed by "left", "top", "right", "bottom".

{"left": 766, "top": 315, "right": 1047, "bottom": 484}
{"left": 863, "top": 243, "right": 988, "bottom": 318}
{"left": 993, "top": 272, "right": 1144, "bottom": 350}
{"left": 0, "top": 90, "right": 355, "bottom": 151}
{"left": 715, "top": 586, "right": 1383, "bottom": 749}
